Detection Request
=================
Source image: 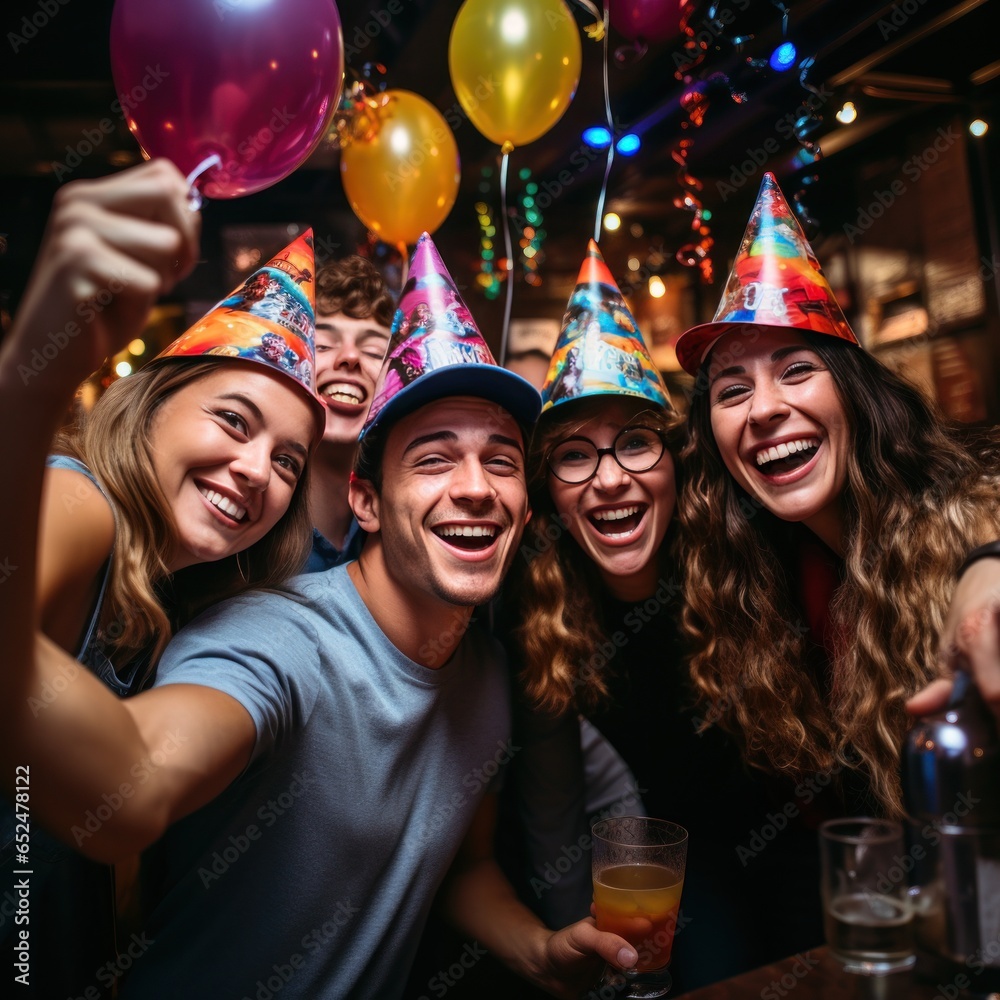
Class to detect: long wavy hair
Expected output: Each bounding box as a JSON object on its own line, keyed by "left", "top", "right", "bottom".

{"left": 513, "top": 396, "right": 686, "bottom": 717}
{"left": 58, "top": 359, "right": 313, "bottom": 672}
{"left": 680, "top": 333, "right": 1000, "bottom": 816}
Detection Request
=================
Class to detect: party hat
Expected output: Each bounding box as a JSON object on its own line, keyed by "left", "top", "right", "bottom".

{"left": 154, "top": 229, "right": 324, "bottom": 428}
{"left": 674, "top": 172, "right": 859, "bottom": 376}
{"left": 540, "top": 240, "right": 671, "bottom": 414}
{"left": 361, "top": 232, "right": 540, "bottom": 438}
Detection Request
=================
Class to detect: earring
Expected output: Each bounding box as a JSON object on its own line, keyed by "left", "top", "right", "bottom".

{"left": 236, "top": 551, "right": 250, "bottom": 583}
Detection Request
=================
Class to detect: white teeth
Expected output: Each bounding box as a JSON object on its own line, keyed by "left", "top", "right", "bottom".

{"left": 199, "top": 487, "right": 247, "bottom": 522}
{"left": 592, "top": 505, "right": 640, "bottom": 521}
{"left": 436, "top": 525, "right": 498, "bottom": 538}
{"left": 756, "top": 438, "right": 820, "bottom": 466}
{"left": 321, "top": 382, "right": 364, "bottom": 404}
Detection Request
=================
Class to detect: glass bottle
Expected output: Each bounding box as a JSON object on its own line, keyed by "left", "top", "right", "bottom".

{"left": 902, "top": 667, "right": 1000, "bottom": 993}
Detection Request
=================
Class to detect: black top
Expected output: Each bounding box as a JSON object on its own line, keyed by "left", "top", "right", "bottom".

{"left": 586, "top": 588, "right": 832, "bottom": 991}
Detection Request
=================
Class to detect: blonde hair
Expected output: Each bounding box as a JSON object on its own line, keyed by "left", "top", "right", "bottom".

{"left": 513, "top": 397, "right": 685, "bottom": 717}
{"left": 680, "top": 334, "right": 1000, "bottom": 817}
{"left": 58, "top": 359, "right": 312, "bottom": 672}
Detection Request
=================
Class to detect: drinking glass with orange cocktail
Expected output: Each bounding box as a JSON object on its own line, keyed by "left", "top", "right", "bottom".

{"left": 592, "top": 817, "right": 688, "bottom": 998}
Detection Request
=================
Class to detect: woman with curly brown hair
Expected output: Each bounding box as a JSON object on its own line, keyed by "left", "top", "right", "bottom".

{"left": 501, "top": 243, "right": 801, "bottom": 992}
{"left": 675, "top": 172, "right": 1000, "bottom": 824}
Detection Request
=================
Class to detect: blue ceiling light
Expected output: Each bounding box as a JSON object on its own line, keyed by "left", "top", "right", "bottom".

{"left": 615, "top": 133, "right": 641, "bottom": 156}
{"left": 769, "top": 41, "right": 797, "bottom": 72}
{"left": 582, "top": 126, "right": 612, "bottom": 148}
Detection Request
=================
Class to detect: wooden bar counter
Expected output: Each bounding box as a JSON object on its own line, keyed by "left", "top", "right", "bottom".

{"left": 675, "top": 947, "right": 995, "bottom": 999}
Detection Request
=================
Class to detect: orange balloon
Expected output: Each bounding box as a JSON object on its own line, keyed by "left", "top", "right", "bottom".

{"left": 340, "top": 90, "right": 461, "bottom": 246}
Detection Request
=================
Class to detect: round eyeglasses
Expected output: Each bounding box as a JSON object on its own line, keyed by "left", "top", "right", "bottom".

{"left": 546, "top": 426, "right": 666, "bottom": 484}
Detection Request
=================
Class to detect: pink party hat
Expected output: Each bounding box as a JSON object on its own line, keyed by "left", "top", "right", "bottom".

{"left": 361, "top": 232, "right": 540, "bottom": 438}
{"left": 540, "top": 240, "right": 671, "bottom": 414}
{"left": 155, "top": 230, "right": 324, "bottom": 429}
{"left": 674, "top": 172, "right": 859, "bottom": 376}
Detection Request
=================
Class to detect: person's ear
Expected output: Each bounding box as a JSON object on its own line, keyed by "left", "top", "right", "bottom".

{"left": 349, "top": 473, "right": 380, "bottom": 533}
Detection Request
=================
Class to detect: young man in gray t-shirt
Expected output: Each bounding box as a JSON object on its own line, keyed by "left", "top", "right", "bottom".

{"left": 2, "top": 198, "right": 639, "bottom": 996}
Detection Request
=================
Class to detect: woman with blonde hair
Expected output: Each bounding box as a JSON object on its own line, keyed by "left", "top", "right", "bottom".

{"left": 675, "top": 172, "right": 1000, "bottom": 824}
{"left": 0, "top": 159, "right": 323, "bottom": 998}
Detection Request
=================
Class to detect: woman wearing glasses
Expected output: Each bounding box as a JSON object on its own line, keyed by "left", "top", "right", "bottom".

{"left": 499, "top": 245, "right": 798, "bottom": 992}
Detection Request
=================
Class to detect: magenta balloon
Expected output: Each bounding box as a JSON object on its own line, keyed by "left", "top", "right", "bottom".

{"left": 609, "top": 0, "right": 682, "bottom": 43}
{"left": 110, "top": 0, "right": 344, "bottom": 199}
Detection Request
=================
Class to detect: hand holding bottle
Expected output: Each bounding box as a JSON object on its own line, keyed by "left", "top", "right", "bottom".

{"left": 908, "top": 551, "right": 1000, "bottom": 723}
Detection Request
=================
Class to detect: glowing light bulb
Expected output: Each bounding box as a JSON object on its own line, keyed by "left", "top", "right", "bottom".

{"left": 583, "top": 126, "right": 612, "bottom": 148}
{"left": 769, "top": 41, "right": 797, "bottom": 72}
{"left": 835, "top": 101, "right": 857, "bottom": 125}
{"left": 648, "top": 276, "right": 665, "bottom": 298}
{"left": 603, "top": 213, "right": 621, "bottom": 232}
{"left": 616, "top": 134, "right": 641, "bottom": 156}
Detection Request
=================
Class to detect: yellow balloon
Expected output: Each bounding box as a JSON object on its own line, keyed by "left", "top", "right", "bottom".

{"left": 340, "top": 90, "right": 461, "bottom": 247}
{"left": 449, "top": 0, "right": 582, "bottom": 150}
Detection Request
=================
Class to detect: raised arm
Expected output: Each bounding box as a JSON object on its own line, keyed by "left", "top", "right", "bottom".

{"left": 0, "top": 158, "right": 199, "bottom": 684}
{"left": 0, "top": 161, "right": 257, "bottom": 864}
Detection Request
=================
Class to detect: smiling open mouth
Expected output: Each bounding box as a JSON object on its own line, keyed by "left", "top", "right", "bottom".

{"left": 199, "top": 486, "right": 247, "bottom": 523}
{"left": 755, "top": 438, "right": 819, "bottom": 475}
{"left": 588, "top": 503, "right": 647, "bottom": 538}
{"left": 432, "top": 524, "right": 499, "bottom": 551}
{"left": 320, "top": 382, "right": 366, "bottom": 406}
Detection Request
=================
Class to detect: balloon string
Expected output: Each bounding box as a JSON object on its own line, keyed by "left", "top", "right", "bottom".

{"left": 185, "top": 154, "right": 222, "bottom": 212}
{"left": 498, "top": 149, "right": 514, "bottom": 367}
{"left": 592, "top": 0, "right": 614, "bottom": 244}
{"left": 397, "top": 241, "right": 409, "bottom": 294}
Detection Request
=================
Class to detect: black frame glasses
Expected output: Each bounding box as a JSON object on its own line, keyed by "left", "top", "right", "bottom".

{"left": 546, "top": 425, "right": 667, "bottom": 484}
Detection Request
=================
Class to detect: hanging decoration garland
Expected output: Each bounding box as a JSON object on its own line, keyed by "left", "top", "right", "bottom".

{"left": 516, "top": 167, "right": 546, "bottom": 286}
{"left": 474, "top": 166, "right": 548, "bottom": 296}
{"left": 742, "top": 2, "right": 824, "bottom": 233}
{"left": 474, "top": 167, "right": 503, "bottom": 301}
{"left": 671, "top": 72, "right": 745, "bottom": 284}
{"left": 668, "top": 3, "right": 756, "bottom": 283}
{"left": 789, "top": 55, "right": 825, "bottom": 234}
{"left": 328, "top": 63, "right": 388, "bottom": 150}
{"left": 671, "top": 6, "right": 723, "bottom": 283}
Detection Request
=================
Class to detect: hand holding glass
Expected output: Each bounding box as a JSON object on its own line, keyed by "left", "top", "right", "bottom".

{"left": 592, "top": 817, "right": 688, "bottom": 998}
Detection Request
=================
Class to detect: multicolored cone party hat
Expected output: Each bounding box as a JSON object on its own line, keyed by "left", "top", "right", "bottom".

{"left": 674, "top": 172, "right": 859, "bottom": 376}
{"left": 540, "top": 240, "right": 671, "bottom": 414}
{"left": 361, "top": 232, "right": 541, "bottom": 438}
{"left": 155, "top": 229, "right": 324, "bottom": 429}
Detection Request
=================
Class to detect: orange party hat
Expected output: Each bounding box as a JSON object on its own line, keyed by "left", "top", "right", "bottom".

{"left": 674, "top": 173, "right": 859, "bottom": 376}
{"left": 155, "top": 229, "right": 324, "bottom": 427}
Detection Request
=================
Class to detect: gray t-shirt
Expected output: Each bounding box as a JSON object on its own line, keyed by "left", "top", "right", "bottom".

{"left": 121, "top": 564, "right": 511, "bottom": 1000}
